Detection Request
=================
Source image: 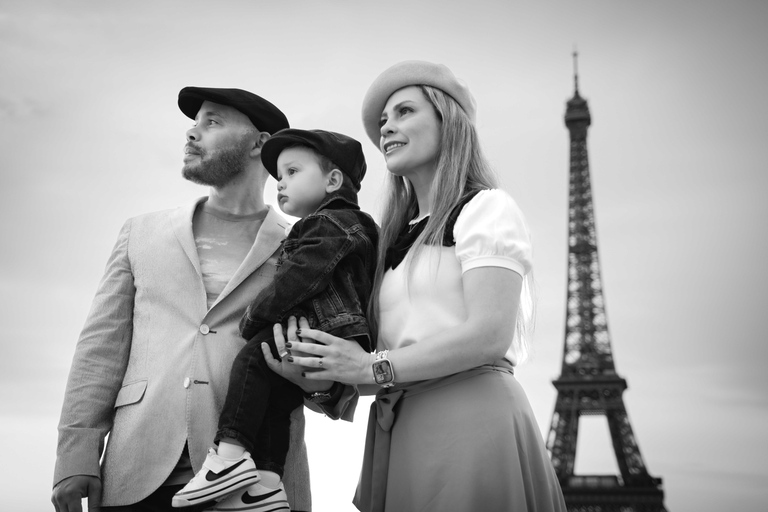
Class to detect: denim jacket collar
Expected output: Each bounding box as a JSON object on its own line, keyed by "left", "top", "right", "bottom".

{"left": 315, "top": 181, "right": 360, "bottom": 213}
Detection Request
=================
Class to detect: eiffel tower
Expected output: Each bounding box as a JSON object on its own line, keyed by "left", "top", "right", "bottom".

{"left": 545, "top": 53, "right": 667, "bottom": 512}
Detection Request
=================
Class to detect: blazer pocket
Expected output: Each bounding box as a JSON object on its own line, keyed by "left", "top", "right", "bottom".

{"left": 115, "top": 380, "right": 148, "bottom": 408}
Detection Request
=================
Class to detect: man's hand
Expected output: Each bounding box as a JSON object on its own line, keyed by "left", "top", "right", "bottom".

{"left": 52, "top": 475, "right": 102, "bottom": 512}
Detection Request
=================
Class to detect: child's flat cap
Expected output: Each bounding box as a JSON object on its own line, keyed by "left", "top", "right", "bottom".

{"left": 262, "top": 129, "right": 367, "bottom": 191}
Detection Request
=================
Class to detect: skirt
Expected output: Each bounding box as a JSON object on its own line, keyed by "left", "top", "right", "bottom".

{"left": 355, "top": 363, "right": 566, "bottom": 512}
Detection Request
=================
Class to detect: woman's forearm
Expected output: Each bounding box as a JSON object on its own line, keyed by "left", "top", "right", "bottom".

{"left": 379, "top": 267, "right": 522, "bottom": 382}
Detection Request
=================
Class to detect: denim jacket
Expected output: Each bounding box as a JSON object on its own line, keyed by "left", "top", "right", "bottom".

{"left": 239, "top": 183, "right": 378, "bottom": 352}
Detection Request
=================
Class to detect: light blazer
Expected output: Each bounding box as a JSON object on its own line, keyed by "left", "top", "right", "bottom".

{"left": 54, "top": 198, "right": 312, "bottom": 510}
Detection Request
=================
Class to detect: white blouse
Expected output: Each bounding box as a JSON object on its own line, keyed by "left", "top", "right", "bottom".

{"left": 377, "top": 190, "right": 532, "bottom": 362}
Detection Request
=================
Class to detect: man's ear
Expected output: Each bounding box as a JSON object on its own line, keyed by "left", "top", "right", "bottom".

{"left": 250, "top": 131, "right": 270, "bottom": 155}
{"left": 325, "top": 169, "right": 344, "bottom": 193}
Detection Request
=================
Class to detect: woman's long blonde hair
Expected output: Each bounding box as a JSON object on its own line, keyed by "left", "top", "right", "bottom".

{"left": 368, "top": 85, "right": 533, "bottom": 359}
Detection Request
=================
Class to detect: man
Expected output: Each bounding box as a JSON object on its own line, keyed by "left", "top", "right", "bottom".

{"left": 52, "top": 88, "right": 315, "bottom": 512}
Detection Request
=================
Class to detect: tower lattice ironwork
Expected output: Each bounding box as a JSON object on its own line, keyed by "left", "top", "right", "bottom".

{"left": 546, "top": 53, "right": 667, "bottom": 512}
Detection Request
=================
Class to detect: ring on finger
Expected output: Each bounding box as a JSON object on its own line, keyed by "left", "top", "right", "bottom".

{"left": 318, "top": 358, "right": 323, "bottom": 368}
{"left": 278, "top": 350, "right": 289, "bottom": 359}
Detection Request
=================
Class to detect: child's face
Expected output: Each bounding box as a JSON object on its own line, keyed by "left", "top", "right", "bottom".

{"left": 275, "top": 146, "right": 330, "bottom": 218}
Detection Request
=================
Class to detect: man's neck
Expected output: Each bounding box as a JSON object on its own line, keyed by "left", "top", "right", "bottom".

{"left": 206, "top": 170, "right": 268, "bottom": 216}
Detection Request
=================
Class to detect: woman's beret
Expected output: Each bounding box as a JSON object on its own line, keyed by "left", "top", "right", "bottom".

{"left": 361, "top": 60, "right": 476, "bottom": 148}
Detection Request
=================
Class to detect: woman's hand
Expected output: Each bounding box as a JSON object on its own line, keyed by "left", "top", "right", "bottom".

{"left": 261, "top": 316, "right": 333, "bottom": 393}
{"left": 285, "top": 319, "right": 375, "bottom": 386}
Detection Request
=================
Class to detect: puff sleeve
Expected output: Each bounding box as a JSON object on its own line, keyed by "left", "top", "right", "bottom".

{"left": 453, "top": 189, "right": 533, "bottom": 277}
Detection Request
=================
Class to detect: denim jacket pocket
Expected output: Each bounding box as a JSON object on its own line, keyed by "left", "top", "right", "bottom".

{"left": 115, "top": 379, "right": 148, "bottom": 408}
{"left": 278, "top": 238, "right": 301, "bottom": 266}
{"left": 312, "top": 281, "right": 347, "bottom": 320}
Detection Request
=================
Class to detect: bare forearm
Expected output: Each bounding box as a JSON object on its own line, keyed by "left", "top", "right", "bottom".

{"left": 382, "top": 326, "right": 510, "bottom": 382}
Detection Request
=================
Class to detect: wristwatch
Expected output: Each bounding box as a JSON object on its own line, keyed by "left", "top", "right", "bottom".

{"left": 372, "top": 350, "right": 395, "bottom": 388}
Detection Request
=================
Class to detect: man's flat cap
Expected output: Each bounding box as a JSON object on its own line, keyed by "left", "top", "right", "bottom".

{"left": 178, "top": 86, "right": 289, "bottom": 134}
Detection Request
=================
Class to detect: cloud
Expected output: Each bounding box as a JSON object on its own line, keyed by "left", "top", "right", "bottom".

{"left": 0, "top": 93, "right": 49, "bottom": 120}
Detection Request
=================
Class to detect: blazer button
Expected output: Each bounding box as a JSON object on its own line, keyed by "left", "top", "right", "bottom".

{"left": 183, "top": 377, "right": 191, "bottom": 389}
{"left": 199, "top": 324, "right": 210, "bottom": 335}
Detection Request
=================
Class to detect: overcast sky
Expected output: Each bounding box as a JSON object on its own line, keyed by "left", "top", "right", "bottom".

{"left": 1, "top": 1, "right": 767, "bottom": 511}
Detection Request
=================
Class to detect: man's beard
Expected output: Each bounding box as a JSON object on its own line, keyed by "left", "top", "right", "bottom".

{"left": 182, "top": 138, "right": 251, "bottom": 188}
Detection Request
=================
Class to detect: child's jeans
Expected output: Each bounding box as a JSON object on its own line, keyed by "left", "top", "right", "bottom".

{"left": 215, "top": 328, "right": 304, "bottom": 477}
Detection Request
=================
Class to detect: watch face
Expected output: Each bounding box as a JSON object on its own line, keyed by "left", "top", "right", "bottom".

{"left": 374, "top": 360, "right": 393, "bottom": 384}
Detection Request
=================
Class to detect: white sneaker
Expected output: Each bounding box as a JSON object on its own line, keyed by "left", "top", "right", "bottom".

{"left": 172, "top": 448, "right": 260, "bottom": 507}
{"left": 212, "top": 481, "right": 290, "bottom": 511}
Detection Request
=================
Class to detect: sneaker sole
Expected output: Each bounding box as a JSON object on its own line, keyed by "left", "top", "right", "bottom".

{"left": 215, "top": 498, "right": 290, "bottom": 512}
{"left": 216, "top": 504, "right": 290, "bottom": 512}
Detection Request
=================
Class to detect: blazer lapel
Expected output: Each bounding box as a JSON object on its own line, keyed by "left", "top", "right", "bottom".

{"left": 171, "top": 197, "right": 207, "bottom": 277}
{"left": 212, "top": 206, "right": 289, "bottom": 308}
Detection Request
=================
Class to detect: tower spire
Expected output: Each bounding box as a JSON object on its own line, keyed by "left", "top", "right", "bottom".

{"left": 573, "top": 49, "right": 579, "bottom": 95}
{"left": 565, "top": 51, "right": 590, "bottom": 140}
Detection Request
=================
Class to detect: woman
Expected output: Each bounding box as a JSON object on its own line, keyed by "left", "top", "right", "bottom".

{"left": 281, "top": 61, "right": 566, "bottom": 512}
